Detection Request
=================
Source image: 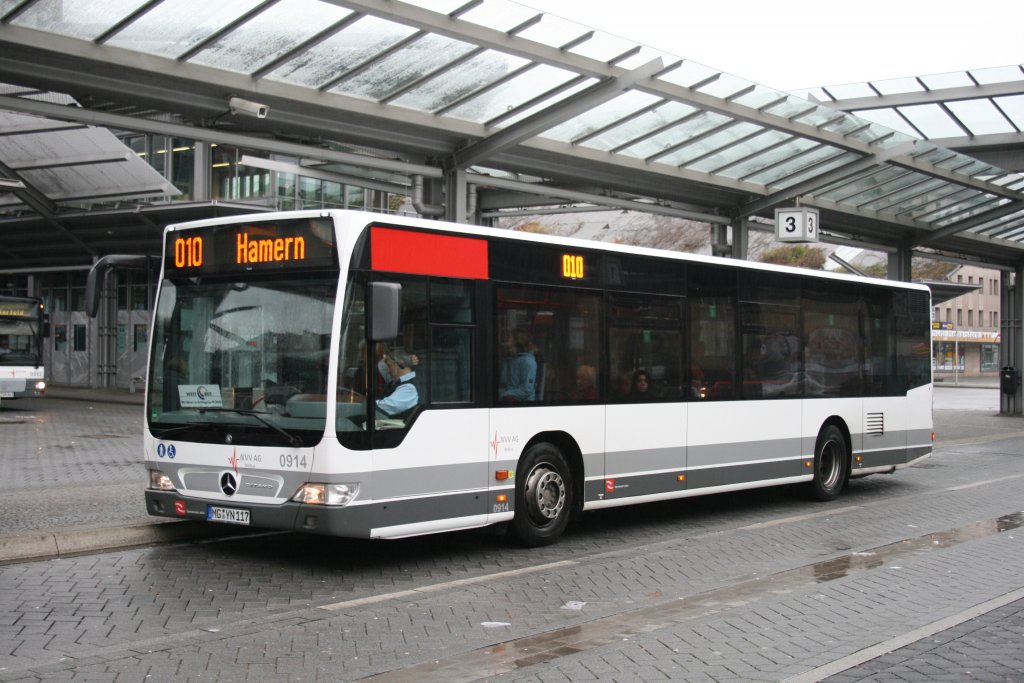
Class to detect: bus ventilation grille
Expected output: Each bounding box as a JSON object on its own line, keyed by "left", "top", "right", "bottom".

{"left": 865, "top": 412, "right": 885, "bottom": 436}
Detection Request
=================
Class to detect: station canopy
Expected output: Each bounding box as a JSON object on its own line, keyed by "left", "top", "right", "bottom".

{"left": 0, "top": 0, "right": 1023, "bottom": 269}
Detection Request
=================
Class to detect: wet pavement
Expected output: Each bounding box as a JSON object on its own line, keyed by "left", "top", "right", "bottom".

{"left": 1, "top": 381, "right": 1023, "bottom": 681}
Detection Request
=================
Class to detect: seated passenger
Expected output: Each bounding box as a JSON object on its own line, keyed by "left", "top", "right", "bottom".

{"left": 628, "top": 369, "right": 652, "bottom": 401}
{"left": 498, "top": 328, "right": 537, "bottom": 403}
{"left": 571, "top": 364, "right": 599, "bottom": 401}
{"left": 376, "top": 348, "right": 419, "bottom": 417}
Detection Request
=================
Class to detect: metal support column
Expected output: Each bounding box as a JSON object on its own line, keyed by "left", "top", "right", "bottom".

{"left": 94, "top": 264, "right": 118, "bottom": 389}
{"left": 1001, "top": 265, "right": 1023, "bottom": 416}
{"left": 711, "top": 224, "right": 730, "bottom": 258}
{"left": 193, "top": 141, "right": 211, "bottom": 201}
{"left": 732, "top": 219, "right": 749, "bottom": 261}
{"left": 444, "top": 167, "right": 468, "bottom": 224}
{"left": 887, "top": 244, "right": 912, "bottom": 282}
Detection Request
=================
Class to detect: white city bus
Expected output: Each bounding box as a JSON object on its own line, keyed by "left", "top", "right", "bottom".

{"left": 0, "top": 295, "right": 46, "bottom": 401}
{"left": 88, "top": 210, "right": 933, "bottom": 546}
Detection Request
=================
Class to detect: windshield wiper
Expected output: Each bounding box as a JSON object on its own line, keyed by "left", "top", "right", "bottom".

{"left": 198, "top": 407, "right": 303, "bottom": 447}
{"left": 151, "top": 421, "right": 219, "bottom": 439}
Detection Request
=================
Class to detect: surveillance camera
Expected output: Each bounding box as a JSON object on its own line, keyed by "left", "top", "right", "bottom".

{"left": 228, "top": 96, "right": 269, "bottom": 119}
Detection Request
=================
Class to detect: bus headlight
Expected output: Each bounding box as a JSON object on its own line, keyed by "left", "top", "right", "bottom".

{"left": 149, "top": 469, "right": 175, "bottom": 491}
{"left": 293, "top": 482, "right": 360, "bottom": 506}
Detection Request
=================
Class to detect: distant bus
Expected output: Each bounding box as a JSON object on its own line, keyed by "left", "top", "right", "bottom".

{"left": 88, "top": 210, "right": 933, "bottom": 546}
{"left": 0, "top": 295, "right": 46, "bottom": 400}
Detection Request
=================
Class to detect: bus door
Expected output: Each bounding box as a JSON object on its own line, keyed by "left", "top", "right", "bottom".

{"left": 605, "top": 295, "right": 688, "bottom": 501}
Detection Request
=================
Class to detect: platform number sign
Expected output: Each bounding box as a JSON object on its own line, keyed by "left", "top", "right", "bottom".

{"left": 774, "top": 207, "right": 820, "bottom": 243}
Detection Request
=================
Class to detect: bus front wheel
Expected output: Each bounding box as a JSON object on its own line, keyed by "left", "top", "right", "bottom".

{"left": 808, "top": 425, "right": 848, "bottom": 501}
{"left": 512, "top": 443, "right": 573, "bottom": 547}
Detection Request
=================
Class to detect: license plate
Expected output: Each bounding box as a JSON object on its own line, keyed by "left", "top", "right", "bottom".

{"left": 0, "top": 392, "right": 13, "bottom": 398}
{"left": 207, "top": 505, "right": 250, "bottom": 525}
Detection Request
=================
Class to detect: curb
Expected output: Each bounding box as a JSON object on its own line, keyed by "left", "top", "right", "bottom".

{"left": 0, "top": 520, "right": 243, "bottom": 565}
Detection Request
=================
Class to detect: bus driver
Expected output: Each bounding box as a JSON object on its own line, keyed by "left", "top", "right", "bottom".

{"left": 376, "top": 348, "right": 419, "bottom": 417}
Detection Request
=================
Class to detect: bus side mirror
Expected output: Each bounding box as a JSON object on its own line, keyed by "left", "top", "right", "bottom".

{"left": 369, "top": 282, "right": 401, "bottom": 342}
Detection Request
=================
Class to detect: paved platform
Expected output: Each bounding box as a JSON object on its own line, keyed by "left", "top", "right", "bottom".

{"left": 1, "top": 383, "right": 1023, "bottom": 681}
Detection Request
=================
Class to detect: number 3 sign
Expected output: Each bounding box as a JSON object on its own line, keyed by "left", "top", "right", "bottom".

{"left": 774, "top": 207, "right": 820, "bottom": 243}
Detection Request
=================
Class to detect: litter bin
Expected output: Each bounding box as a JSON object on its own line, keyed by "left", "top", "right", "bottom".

{"left": 1001, "top": 367, "right": 1020, "bottom": 394}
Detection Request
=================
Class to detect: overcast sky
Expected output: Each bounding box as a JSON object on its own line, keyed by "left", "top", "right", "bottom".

{"left": 518, "top": 0, "right": 1023, "bottom": 91}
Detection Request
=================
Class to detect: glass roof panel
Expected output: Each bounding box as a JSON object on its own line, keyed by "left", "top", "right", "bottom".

{"left": 662, "top": 121, "right": 763, "bottom": 167}
{"left": 730, "top": 85, "right": 792, "bottom": 111}
{"left": 191, "top": 0, "right": 352, "bottom": 74}
{"left": 821, "top": 82, "right": 876, "bottom": 100}
{"left": 818, "top": 167, "right": 916, "bottom": 202}
{"left": 513, "top": 11, "right": 593, "bottom": 50}
{"left": 745, "top": 147, "right": 849, "bottom": 187}
{"left": 891, "top": 186, "right": 973, "bottom": 219}
{"left": 391, "top": 50, "right": 530, "bottom": 113}
{"left": 793, "top": 105, "right": 851, "bottom": 128}
{"left": 10, "top": 0, "right": 146, "bottom": 40}
{"left": 573, "top": 100, "right": 698, "bottom": 152}
{"left": 859, "top": 178, "right": 948, "bottom": 213}
{"left": 970, "top": 65, "right": 1024, "bottom": 85}
{"left": 458, "top": 0, "right": 542, "bottom": 33}
{"left": 771, "top": 153, "right": 860, "bottom": 192}
{"left": 330, "top": 34, "right": 478, "bottom": 102}
{"left": 565, "top": 29, "right": 641, "bottom": 63}
{"left": 872, "top": 77, "right": 925, "bottom": 96}
{"left": 541, "top": 91, "right": 662, "bottom": 144}
{"left": 846, "top": 109, "right": 919, "bottom": 138}
{"left": 497, "top": 77, "right": 596, "bottom": 128}
{"left": 751, "top": 95, "right": 816, "bottom": 120}
{"left": 929, "top": 194, "right": 1001, "bottom": 225}
{"left": 657, "top": 61, "right": 721, "bottom": 90}
{"left": 406, "top": 0, "right": 471, "bottom": 12}
{"left": 616, "top": 111, "right": 730, "bottom": 160}
{"left": 994, "top": 95, "right": 1024, "bottom": 130}
{"left": 0, "top": 0, "right": 21, "bottom": 14}
{"left": 943, "top": 100, "right": 1016, "bottom": 136}
{"left": 694, "top": 73, "right": 756, "bottom": 100}
{"left": 106, "top": 0, "right": 264, "bottom": 58}
{"left": 443, "top": 64, "right": 582, "bottom": 124}
{"left": 265, "top": 16, "right": 418, "bottom": 88}
{"left": 719, "top": 137, "right": 818, "bottom": 180}
{"left": 919, "top": 71, "right": 975, "bottom": 89}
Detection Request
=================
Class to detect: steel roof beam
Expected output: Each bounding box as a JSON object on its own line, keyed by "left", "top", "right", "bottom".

{"left": 823, "top": 79, "right": 1024, "bottom": 111}
{"left": 0, "top": 159, "right": 95, "bottom": 255}
{"left": 448, "top": 57, "right": 664, "bottom": 169}
{"left": 6, "top": 151, "right": 131, "bottom": 171}
{"left": 0, "top": 94, "right": 443, "bottom": 178}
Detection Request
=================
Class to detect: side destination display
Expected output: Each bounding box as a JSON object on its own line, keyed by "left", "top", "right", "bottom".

{"left": 164, "top": 217, "right": 338, "bottom": 274}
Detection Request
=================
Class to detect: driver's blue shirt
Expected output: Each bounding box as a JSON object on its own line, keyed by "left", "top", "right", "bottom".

{"left": 375, "top": 371, "right": 418, "bottom": 416}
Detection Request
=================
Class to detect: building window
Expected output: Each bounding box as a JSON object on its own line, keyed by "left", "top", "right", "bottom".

{"left": 968, "top": 310, "right": 973, "bottom": 326}
{"left": 957, "top": 309, "right": 962, "bottom": 326}
{"left": 981, "top": 344, "right": 1000, "bottom": 372}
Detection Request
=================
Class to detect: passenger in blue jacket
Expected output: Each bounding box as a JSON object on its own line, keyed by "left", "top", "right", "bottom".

{"left": 499, "top": 328, "right": 537, "bottom": 403}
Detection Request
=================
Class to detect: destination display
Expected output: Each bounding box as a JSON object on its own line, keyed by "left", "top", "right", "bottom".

{"left": 164, "top": 217, "right": 338, "bottom": 274}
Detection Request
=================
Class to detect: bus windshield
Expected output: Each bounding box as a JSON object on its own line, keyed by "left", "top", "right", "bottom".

{"left": 148, "top": 272, "right": 336, "bottom": 447}
{"left": 0, "top": 318, "right": 41, "bottom": 366}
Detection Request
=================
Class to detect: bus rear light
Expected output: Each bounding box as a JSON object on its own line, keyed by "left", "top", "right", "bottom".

{"left": 149, "top": 469, "right": 175, "bottom": 491}
{"left": 293, "top": 482, "right": 359, "bottom": 506}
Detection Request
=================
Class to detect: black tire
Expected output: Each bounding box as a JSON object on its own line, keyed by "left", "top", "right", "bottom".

{"left": 807, "top": 424, "right": 849, "bottom": 502}
{"left": 511, "top": 442, "right": 573, "bottom": 547}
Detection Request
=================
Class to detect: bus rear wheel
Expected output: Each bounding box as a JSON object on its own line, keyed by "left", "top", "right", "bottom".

{"left": 512, "top": 443, "right": 573, "bottom": 547}
{"left": 807, "top": 424, "right": 848, "bottom": 501}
